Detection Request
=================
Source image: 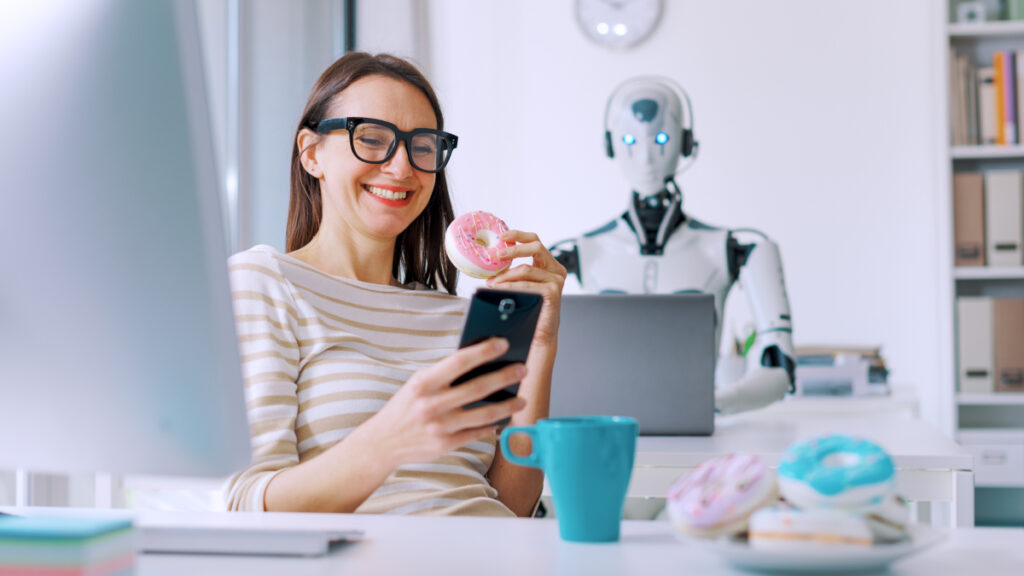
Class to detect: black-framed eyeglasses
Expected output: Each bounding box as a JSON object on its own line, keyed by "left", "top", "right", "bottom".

{"left": 315, "top": 117, "right": 458, "bottom": 173}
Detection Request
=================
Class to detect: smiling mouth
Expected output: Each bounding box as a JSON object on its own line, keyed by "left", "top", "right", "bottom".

{"left": 364, "top": 184, "right": 408, "bottom": 201}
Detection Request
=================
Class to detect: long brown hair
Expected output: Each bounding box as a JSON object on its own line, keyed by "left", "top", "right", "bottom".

{"left": 287, "top": 52, "right": 458, "bottom": 295}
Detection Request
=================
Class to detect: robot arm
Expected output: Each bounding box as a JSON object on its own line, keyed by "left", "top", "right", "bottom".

{"left": 549, "top": 238, "right": 582, "bottom": 284}
{"left": 715, "top": 232, "right": 796, "bottom": 415}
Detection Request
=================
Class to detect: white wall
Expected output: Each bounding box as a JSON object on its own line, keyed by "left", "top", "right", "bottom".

{"left": 423, "top": 1, "right": 943, "bottom": 423}
{"left": 241, "top": 0, "right": 336, "bottom": 250}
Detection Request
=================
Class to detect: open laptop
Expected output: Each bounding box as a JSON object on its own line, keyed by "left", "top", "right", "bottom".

{"left": 549, "top": 294, "right": 716, "bottom": 435}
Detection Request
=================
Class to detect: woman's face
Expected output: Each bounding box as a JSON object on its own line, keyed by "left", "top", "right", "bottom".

{"left": 314, "top": 75, "right": 438, "bottom": 242}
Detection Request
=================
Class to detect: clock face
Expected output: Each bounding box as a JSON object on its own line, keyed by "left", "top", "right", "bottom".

{"left": 576, "top": 0, "right": 663, "bottom": 49}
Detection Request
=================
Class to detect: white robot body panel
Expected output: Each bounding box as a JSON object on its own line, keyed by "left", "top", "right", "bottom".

{"left": 576, "top": 218, "right": 732, "bottom": 351}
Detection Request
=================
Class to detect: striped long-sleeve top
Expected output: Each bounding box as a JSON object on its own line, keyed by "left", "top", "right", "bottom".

{"left": 223, "top": 245, "right": 514, "bottom": 516}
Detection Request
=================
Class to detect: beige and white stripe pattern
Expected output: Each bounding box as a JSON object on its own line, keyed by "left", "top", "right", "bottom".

{"left": 223, "top": 245, "right": 513, "bottom": 517}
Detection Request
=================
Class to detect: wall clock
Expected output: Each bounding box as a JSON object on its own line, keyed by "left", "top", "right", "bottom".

{"left": 575, "top": 0, "right": 664, "bottom": 50}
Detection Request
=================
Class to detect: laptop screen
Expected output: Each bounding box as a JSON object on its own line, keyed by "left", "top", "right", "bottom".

{"left": 548, "top": 294, "right": 716, "bottom": 435}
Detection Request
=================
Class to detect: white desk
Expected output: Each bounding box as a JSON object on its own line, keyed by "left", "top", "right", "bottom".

{"left": 118, "top": 511, "right": 1022, "bottom": 575}
{"left": 755, "top": 386, "right": 920, "bottom": 419}
{"left": 547, "top": 415, "right": 975, "bottom": 527}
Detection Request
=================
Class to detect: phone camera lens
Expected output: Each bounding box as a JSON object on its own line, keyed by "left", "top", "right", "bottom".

{"left": 498, "top": 298, "right": 515, "bottom": 320}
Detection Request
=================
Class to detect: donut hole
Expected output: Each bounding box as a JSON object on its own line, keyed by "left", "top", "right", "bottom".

{"left": 823, "top": 452, "right": 862, "bottom": 468}
{"left": 474, "top": 229, "right": 499, "bottom": 250}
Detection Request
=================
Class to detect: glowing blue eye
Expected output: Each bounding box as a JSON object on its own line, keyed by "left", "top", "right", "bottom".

{"left": 622, "top": 134, "right": 636, "bottom": 146}
{"left": 655, "top": 132, "right": 670, "bottom": 145}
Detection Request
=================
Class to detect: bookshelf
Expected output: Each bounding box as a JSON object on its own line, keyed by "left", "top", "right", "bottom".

{"left": 958, "top": 393, "right": 1024, "bottom": 405}
{"left": 951, "top": 144, "right": 1024, "bottom": 158}
{"left": 941, "top": 1, "right": 1024, "bottom": 515}
{"left": 954, "top": 266, "right": 1024, "bottom": 279}
{"left": 950, "top": 20, "right": 1024, "bottom": 38}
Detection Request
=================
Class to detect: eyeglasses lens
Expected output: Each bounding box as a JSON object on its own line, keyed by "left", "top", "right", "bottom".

{"left": 351, "top": 123, "right": 396, "bottom": 163}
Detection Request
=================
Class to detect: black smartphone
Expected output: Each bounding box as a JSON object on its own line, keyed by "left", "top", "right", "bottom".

{"left": 452, "top": 288, "right": 543, "bottom": 418}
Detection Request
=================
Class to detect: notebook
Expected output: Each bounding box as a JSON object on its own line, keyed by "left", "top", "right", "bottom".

{"left": 548, "top": 293, "right": 716, "bottom": 435}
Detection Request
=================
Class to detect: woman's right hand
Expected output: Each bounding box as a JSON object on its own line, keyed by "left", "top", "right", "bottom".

{"left": 361, "top": 337, "right": 527, "bottom": 470}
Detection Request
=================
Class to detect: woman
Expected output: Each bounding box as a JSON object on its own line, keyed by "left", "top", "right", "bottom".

{"left": 224, "top": 52, "right": 566, "bottom": 517}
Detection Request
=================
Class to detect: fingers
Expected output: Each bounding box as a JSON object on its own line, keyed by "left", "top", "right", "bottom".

{"left": 434, "top": 362, "right": 527, "bottom": 412}
{"left": 500, "top": 229, "right": 540, "bottom": 244}
{"left": 487, "top": 264, "right": 563, "bottom": 290}
{"left": 498, "top": 230, "right": 564, "bottom": 272}
{"left": 444, "top": 396, "right": 526, "bottom": 433}
{"left": 411, "top": 337, "right": 509, "bottom": 392}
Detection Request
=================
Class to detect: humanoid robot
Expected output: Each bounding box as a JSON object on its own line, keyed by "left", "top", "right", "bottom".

{"left": 550, "top": 76, "right": 796, "bottom": 415}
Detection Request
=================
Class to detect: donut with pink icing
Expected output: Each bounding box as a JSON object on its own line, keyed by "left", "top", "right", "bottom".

{"left": 666, "top": 453, "right": 778, "bottom": 538}
{"left": 444, "top": 211, "right": 513, "bottom": 279}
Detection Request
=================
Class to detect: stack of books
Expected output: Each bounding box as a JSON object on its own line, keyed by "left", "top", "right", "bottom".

{"left": 0, "top": 515, "right": 134, "bottom": 575}
{"left": 794, "top": 346, "right": 889, "bottom": 397}
{"left": 950, "top": 47, "right": 1024, "bottom": 147}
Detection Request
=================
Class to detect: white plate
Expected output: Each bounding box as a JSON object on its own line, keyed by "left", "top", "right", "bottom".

{"left": 676, "top": 525, "right": 947, "bottom": 574}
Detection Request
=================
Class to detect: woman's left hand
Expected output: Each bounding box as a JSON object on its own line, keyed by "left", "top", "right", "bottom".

{"left": 486, "top": 230, "right": 567, "bottom": 350}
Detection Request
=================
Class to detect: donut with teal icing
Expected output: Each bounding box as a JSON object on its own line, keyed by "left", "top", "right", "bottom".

{"left": 777, "top": 435, "right": 895, "bottom": 510}
{"left": 444, "top": 211, "right": 513, "bottom": 279}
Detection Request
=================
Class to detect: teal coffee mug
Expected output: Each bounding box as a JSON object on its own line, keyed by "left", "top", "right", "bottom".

{"left": 500, "top": 416, "right": 638, "bottom": 543}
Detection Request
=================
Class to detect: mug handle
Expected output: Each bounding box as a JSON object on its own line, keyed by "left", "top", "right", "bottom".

{"left": 500, "top": 426, "right": 542, "bottom": 469}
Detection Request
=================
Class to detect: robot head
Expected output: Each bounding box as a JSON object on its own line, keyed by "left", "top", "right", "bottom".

{"left": 604, "top": 76, "right": 695, "bottom": 196}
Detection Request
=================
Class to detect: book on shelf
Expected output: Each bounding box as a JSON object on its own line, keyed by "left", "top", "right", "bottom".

{"left": 1005, "top": 51, "right": 1018, "bottom": 144}
{"left": 953, "top": 171, "right": 986, "bottom": 266}
{"left": 979, "top": 65, "right": 998, "bottom": 145}
{"left": 957, "top": 297, "right": 995, "bottom": 394}
{"left": 993, "top": 299, "right": 1024, "bottom": 393}
{"left": 995, "top": 51, "right": 1006, "bottom": 145}
{"left": 951, "top": 47, "right": 961, "bottom": 145}
{"left": 951, "top": 47, "right": 967, "bottom": 145}
{"left": 968, "top": 52, "right": 979, "bottom": 145}
{"left": 1017, "top": 50, "right": 1024, "bottom": 142}
{"left": 984, "top": 170, "right": 1024, "bottom": 266}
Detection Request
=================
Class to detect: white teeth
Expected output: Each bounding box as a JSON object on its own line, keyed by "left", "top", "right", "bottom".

{"left": 365, "top": 185, "right": 407, "bottom": 200}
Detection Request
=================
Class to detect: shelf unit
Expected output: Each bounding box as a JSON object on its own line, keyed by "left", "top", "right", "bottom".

{"left": 954, "top": 266, "right": 1024, "bottom": 279}
{"left": 958, "top": 393, "right": 1024, "bottom": 405}
{"left": 940, "top": 2, "right": 1024, "bottom": 509}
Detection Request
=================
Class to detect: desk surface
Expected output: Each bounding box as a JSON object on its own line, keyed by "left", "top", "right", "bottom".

{"left": 125, "top": 511, "right": 1021, "bottom": 576}
{"left": 637, "top": 414, "right": 972, "bottom": 471}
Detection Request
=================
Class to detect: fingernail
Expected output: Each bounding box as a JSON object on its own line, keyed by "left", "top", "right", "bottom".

{"left": 485, "top": 278, "right": 494, "bottom": 286}
{"left": 515, "top": 365, "right": 528, "bottom": 379}
{"left": 515, "top": 398, "right": 527, "bottom": 409}
{"left": 497, "top": 250, "right": 510, "bottom": 259}
{"left": 493, "top": 338, "right": 509, "bottom": 353}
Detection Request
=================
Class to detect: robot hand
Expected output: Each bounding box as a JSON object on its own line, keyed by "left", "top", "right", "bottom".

{"left": 714, "top": 366, "right": 789, "bottom": 415}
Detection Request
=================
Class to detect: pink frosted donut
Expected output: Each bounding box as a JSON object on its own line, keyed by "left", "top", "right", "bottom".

{"left": 666, "top": 453, "right": 778, "bottom": 538}
{"left": 444, "top": 211, "right": 513, "bottom": 279}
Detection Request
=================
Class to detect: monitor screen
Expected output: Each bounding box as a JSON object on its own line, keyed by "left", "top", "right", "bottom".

{"left": 0, "top": 0, "right": 251, "bottom": 477}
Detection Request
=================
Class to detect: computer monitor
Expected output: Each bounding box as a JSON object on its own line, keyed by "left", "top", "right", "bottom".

{"left": 0, "top": 0, "right": 251, "bottom": 477}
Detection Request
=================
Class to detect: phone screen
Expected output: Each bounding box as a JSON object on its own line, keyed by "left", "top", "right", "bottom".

{"left": 453, "top": 289, "right": 543, "bottom": 411}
